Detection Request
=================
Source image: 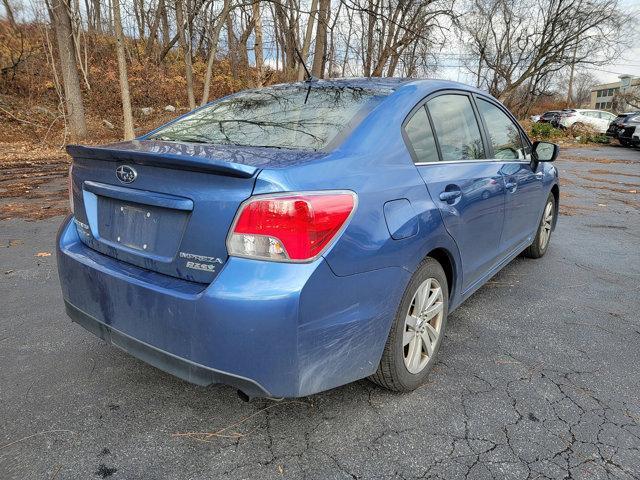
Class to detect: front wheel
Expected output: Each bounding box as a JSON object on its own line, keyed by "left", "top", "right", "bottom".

{"left": 524, "top": 193, "right": 555, "bottom": 259}
{"left": 370, "top": 258, "right": 448, "bottom": 392}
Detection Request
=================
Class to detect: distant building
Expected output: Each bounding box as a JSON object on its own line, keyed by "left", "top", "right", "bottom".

{"left": 590, "top": 75, "right": 640, "bottom": 111}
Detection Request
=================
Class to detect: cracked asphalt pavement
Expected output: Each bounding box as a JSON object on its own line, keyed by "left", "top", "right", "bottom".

{"left": 1, "top": 145, "right": 639, "bottom": 479}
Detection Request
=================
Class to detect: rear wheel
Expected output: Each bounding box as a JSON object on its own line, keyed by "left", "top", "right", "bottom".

{"left": 370, "top": 258, "right": 448, "bottom": 392}
{"left": 524, "top": 193, "right": 555, "bottom": 259}
{"left": 620, "top": 139, "right": 631, "bottom": 147}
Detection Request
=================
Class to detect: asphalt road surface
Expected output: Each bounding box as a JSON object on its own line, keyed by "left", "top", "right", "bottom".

{"left": 1, "top": 145, "right": 639, "bottom": 480}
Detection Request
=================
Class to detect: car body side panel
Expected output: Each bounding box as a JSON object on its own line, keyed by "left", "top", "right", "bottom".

{"left": 499, "top": 162, "right": 545, "bottom": 251}
{"left": 416, "top": 162, "right": 506, "bottom": 293}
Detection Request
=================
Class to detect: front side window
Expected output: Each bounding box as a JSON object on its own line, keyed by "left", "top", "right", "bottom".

{"left": 476, "top": 99, "right": 525, "bottom": 160}
{"left": 427, "top": 94, "right": 484, "bottom": 161}
{"left": 404, "top": 106, "right": 439, "bottom": 163}
{"left": 149, "top": 85, "right": 392, "bottom": 151}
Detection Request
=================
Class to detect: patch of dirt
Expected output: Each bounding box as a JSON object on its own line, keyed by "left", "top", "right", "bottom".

{"left": 588, "top": 169, "right": 640, "bottom": 179}
{"left": 0, "top": 141, "right": 69, "bottom": 221}
{"left": 559, "top": 203, "right": 601, "bottom": 216}
{"left": 582, "top": 184, "right": 639, "bottom": 195}
{"left": 570, "top": 172, "right": 640, "bottom": 189}
{"left": 562, "top": 155, "right": 636, "bottom": 165}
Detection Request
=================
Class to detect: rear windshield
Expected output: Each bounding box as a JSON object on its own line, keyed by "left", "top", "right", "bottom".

{"left": 149, "top": 84, "right": 392, "bottom": 151}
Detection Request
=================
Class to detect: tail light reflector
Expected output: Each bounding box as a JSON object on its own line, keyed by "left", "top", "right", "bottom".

{"left": 227, "top": 192, "right": 356, "bottom": 262}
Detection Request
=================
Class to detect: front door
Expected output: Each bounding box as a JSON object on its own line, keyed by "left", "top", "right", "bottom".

{"left": 475, "top": 97, "right": 544, "bottom": 252}
{"left": 404, "top": 93, "right": 507, "bottom": 292}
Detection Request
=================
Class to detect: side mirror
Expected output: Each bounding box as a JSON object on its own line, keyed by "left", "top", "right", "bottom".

{"left": 532, "top": 141, "right": 559, "bottom": 162}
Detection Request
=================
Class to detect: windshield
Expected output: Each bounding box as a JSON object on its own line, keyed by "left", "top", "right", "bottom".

{"left": 149, "top": 84, "right": 392, "bottom": 151}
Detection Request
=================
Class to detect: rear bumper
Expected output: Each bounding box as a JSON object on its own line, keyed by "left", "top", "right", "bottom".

{"left": 64, "top": 300, "right": 270, "bottom": 397}
{"left": 57, "top": 215, "right": 407, "bottom": 398}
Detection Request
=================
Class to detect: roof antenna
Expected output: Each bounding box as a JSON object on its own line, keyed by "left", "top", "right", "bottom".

{"left": 294, "top": 46, "right": 316, "bottom": 104}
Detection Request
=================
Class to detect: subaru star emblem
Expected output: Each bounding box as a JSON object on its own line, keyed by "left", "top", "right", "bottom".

{"left": 116, "top": 165, "right": 137, "bottom": 183}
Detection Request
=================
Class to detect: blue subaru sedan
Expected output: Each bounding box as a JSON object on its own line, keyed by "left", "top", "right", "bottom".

{"left": 57, "top": 78, "right": 559, "bottom": 399}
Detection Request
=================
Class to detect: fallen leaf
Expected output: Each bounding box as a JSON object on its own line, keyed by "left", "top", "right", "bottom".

{"left": 277, "top": 465, "right": 284, "bottom": 475}
{"left": 35, "top": 252, "right": 51, "bottom": 257}
{"left": 4, "top": 270, "right": 14, "bottom": 274}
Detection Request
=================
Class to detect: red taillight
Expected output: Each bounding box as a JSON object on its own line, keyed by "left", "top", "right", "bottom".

{"left": 227, "top": 192, "right": 356, "bottom": 262}
{"left": 68, "top": 163, "right": 74, "bottom": 214}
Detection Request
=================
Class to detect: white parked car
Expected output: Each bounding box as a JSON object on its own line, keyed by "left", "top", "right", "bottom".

{"left": 632, "top": 126, "right": 640, "bottom": 146}
{"left": 557, "top": 109, "right": 617, "bottom": 133}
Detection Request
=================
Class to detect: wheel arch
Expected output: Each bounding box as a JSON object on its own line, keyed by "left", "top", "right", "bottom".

{"left": 424, "top": 247, "right": 457, "bottom": 301}
{"left": 550, "top": 183, "right": 559, "bottom": 230}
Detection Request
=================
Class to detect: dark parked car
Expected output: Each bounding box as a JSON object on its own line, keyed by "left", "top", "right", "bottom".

{"left": 57, "top": 79, "right": 560, "bottom": 399}
{"left": 606, "top": 112, "right": 640, "bottom": 146}
{"left": 537, "top": 110, "right": 562, "bottom": 125}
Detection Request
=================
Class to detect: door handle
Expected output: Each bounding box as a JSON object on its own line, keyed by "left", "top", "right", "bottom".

{"left": 439, "top": 190, "right": 462, "bottom": 202}
{"left": 505, "top": 181, "right": 517, "bottom": 191}
{"left": 534, "top": 172, "right": 544, "bottom": 180}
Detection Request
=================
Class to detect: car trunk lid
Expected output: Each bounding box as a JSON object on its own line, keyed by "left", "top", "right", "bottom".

{"left": 67, "top": 140, "right": 304, "bottom": 284}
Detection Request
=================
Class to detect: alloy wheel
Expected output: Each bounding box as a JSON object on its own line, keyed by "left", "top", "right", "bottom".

{"left": 539, "top": 201, "right": 553, "bottom": 249}
{"left": 403, "top": 278, "right": 444, "bottom": 374}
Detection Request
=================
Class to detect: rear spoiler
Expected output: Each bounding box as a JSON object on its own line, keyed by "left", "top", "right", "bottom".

{"left": 67, "top": 144, "right": 258, "bottom": 179}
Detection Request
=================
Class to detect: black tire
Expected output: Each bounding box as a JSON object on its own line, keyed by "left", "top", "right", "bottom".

{"left": 524, "top": 193, "right": 555, "bottom": 259}
{"left": 619, "top": 139, "right": 631, "bottom": 147}
{"left": 370, "top": 258, "right": 449, "bottom": 392}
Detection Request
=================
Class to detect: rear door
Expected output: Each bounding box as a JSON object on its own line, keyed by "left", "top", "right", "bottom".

{"left": 406, "top": 92, "right": 506, "bottom": 292}
{"left": 475, "top": 96, "right": 543, "bottom": 252}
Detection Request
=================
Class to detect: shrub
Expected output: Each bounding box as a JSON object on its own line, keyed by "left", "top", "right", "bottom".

{"left": 530, "top": 122, "right": 564, "bottom": 140}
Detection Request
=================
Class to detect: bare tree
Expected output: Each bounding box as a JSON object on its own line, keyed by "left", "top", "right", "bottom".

{"left": 459, "top": 0, "right": 628, "bottom": 111}
{"left": 112, "top": 0, "right": 135, "bottom": 140}
{"left": 298, "top": 0, "right": 318, "bottom": 80}
{"left": 201, "top": 0, "right": 233, "bottom": 105}
{"left": 311, "top": 0, "right": 329, "bottom": 77}
{"left": 175, "top": 0, "right": 196, "bottom": 109}
{"left": 48, "top": 0, "right": 87, "bottom": 140}
{"left": 252, "top": 0, "right": 265, "bottom": 85}
{"left": 2, "top": 0, "right": 17, "bottom": 28}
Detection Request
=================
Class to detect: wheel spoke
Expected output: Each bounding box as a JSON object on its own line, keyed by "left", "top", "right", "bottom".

{"left": 425, "top": 287, "right": 441, "bottom": 310}
{"left": 408, "top": 337, "right": 421, "bottom": 372}
{"left": 423, "top": 301, "right": 443, "bottom": 321}
{"left": 403, "top": 329, "right": 414, "bottom": 346}
{"left": 420, "top": 330, "right": 433, "bottom": 356}
{"left": 415, "top": 279, "right": 430, "bottom": 312}
{"left": 426, "top": 322, "right": 439, "bottom": 343}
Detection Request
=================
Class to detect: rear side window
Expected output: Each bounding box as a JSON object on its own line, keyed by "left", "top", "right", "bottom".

{"left": 427, "top": 94, "right": 484, "bottom": 161}
{"left": 476, "top": 98, "right": 526, "bottom": 160}
{"left": 404, "top": 106, "right": 439, "bottom": 163}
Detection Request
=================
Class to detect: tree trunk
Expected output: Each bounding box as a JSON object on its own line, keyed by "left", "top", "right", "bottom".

{"left": 341, "top": 7, "right": 353, "bottom": 77}
{"left": 144, "top": 1, "right": 165, "bottom": 57}
{"left": 566, "top": 43, "right": 578, "bottom": 107}
{"left": 50, "top": 0, "right": 87, "bottom": 140}
{"left": 201, "top": 0, "right": 232, "bottom": 105}
{"left": 92, "top": 0, "right": 101, "bottom": 32}
{"left": 160, "top": 0, "right": 169, "bottom": 45}
{"left": 252, "top": 0, "right": 264, "bottom": 85}
{"left": 226, "top": 10, "right": 238, "bottom": 72}
{"left": 175, "top": 0, "right": 196, "bottom": 109}
{"left": 297, "top": 0, "right": 318, "bottom": 81}
{"left": 311, "top": 0, "right": 329, "bottom": 78}
{"left": 2, "top": 0, "right": 17, "bottom": 28}
{"left": 112, "top": 0, "right": 134, "bottom": 140}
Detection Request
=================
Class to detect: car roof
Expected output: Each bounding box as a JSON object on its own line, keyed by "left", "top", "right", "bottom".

{"left": 272, "top": 77, "right": 489, "bottom": 97}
